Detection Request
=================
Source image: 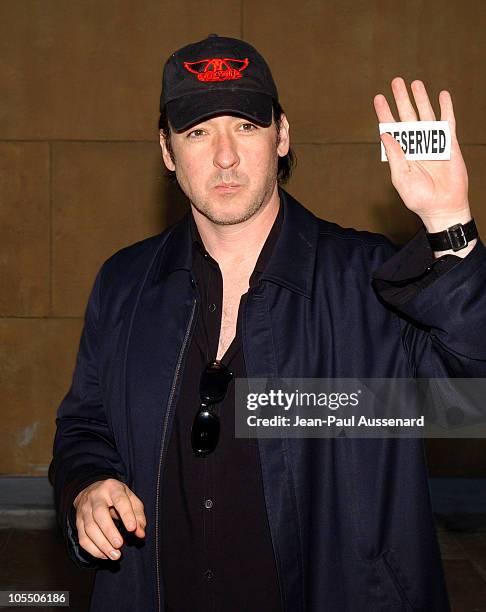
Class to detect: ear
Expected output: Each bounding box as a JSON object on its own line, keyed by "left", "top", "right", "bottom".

{"left": 159, "top": 130, "right": 176, "bottom": 171}
{"left": 276, "top": 114, "right": 290, "bottom": 157}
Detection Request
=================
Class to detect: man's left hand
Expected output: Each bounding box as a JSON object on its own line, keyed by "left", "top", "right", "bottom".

{"left": 374, "top": 78, "right": 473, "bottom": 252}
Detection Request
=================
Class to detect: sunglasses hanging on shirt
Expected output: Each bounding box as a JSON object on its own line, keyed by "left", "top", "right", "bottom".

{"left": 191, "top": 360, "right": 233, "bottom": 457}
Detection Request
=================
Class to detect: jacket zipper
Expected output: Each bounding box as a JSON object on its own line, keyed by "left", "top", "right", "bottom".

{"left": 155, "top": 295, "right": 198, "bottom": 612}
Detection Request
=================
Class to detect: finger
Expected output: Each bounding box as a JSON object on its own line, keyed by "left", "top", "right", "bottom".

{"left": 91, "top": 502, "right": 125, "bottom": 549}
{"left": 108, "top": 487, "right": 138, "bottom": 532}
{"left": 439, "top": 90, "right": 457, "bottom": 139}
{"left": 373, "top": 94, "right": 396, "bottom": 123}
{"left": 109, "top": 506, "right": 120, "bottom": 521}
{"left": 127, "top": 492, "right": 147, "bottom": 538}
{"left": 82, "top": 511, "right": 122, "bottom": 561}
{"left": 411, "top": 80, "right": 436, "bottom": 121}
{"left": 391, "top": 77, "right": 418, "bottom": 122}
{"left": 76, "top": 519, "right": 109, "bottom": 560}
{"left": 380, "top": 133, "right": 409, "bottom": 179}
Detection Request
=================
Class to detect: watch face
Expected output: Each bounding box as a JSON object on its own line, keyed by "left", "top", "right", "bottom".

{"left": 447, "top": 224, "right": 467, "bottom": 251}
{"left": 427, "top": 219, "right": 477, "bottom": 252}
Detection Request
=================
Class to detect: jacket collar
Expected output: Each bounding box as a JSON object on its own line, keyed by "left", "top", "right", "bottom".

{"left": 156, "top": 187, "right": 319, "bottom": 299}
{"left": 259, "top": 187, "right": 318, "bottom": 298}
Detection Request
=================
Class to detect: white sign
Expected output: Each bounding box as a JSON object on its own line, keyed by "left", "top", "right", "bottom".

{"left": 379, "top": 121, "right": 451, "bottom": 162}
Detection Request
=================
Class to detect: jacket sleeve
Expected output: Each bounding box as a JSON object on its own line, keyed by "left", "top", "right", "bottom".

{"left": 372, "top": 228, "right": 486, "bottom": 378}
{"left": 48, "top": 264, "right": 128, "bottom": 568}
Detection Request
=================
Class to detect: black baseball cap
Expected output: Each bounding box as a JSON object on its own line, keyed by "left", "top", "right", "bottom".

{"left": 160, "top": 34, "right": 279, "bottom": 132}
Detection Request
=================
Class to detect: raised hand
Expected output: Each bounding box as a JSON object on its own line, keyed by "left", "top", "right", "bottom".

{"left": 374, "top": 78, "right": 472, "bottom": 238}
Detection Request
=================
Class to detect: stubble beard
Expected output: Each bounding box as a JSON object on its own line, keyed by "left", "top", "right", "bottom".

{"left": 178, "top": 156, "right": 279, "bottom": 226}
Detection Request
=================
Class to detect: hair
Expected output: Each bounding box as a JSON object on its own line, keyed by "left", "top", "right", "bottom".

{"left": 158, "top": 99, "right": 296, "bottom": 184}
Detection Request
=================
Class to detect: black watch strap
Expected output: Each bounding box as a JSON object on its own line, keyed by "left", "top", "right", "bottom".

{"left": 426, "top": 218, "right": 478, "bottom": 252}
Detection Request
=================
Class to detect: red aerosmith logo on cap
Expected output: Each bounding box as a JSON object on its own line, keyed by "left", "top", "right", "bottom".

{"left": 183, "top": 58, "right": 249, "bottom": 82}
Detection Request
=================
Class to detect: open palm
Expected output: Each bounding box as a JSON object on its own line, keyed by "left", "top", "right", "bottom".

{"left": 374, "top": 78, "right": 470, "bottom": 231}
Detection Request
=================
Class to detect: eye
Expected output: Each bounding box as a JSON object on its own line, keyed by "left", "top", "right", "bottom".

{"left": 239, "top": 122, "right": 257, "bottom": 132}
{"left": 187, "top": 128, "right": 206, "bottom": 138}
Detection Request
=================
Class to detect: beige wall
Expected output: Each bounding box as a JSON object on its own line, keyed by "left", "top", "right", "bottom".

{"left": 1, "top": 1, "right": 485, "bottom": 476}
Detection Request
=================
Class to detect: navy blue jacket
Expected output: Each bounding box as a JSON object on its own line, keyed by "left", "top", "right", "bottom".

{"left": 49, "top": 188, "right": 486, "bottom": 611}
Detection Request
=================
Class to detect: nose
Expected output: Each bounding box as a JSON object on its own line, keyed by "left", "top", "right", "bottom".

{"left": 212, "top": 132, "right": 239, "bottom": 170}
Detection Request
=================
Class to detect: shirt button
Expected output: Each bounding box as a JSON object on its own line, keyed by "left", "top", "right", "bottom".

{"left": 208, "top": 303, "right": 216, "bottom": 312}
{"left": 204, "top": 498, "right": 213, "bottom": 509}
{"left": 205, "top": 569, "right": 214, "bottom": 580}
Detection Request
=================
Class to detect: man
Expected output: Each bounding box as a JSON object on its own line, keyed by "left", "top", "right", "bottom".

{"left": 49, "top": 35, "right": 485, "bottom": 611}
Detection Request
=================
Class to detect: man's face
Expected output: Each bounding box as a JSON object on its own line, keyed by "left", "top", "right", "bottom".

{"left": 159, "top": 112, "right": 290, "bottom": 225}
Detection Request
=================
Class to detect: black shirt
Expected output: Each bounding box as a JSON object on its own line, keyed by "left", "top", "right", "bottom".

{"left": 161, "top": 205, "right": 284, "bottom": 612}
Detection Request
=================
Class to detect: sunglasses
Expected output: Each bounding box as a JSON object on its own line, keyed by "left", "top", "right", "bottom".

{"left": 191, "top": 360, "right": 233, "bottom": 457}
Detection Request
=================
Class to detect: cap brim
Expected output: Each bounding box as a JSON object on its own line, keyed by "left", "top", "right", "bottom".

{"left": 166, "top": 90, "right": 274, "bottom": 132}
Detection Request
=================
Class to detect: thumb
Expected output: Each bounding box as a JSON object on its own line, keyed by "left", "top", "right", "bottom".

{"left": 381, "top": 132, "right": 408, "bottom": 179}
{"left": 127, "top": 491, "right": 147, "bottom": 538}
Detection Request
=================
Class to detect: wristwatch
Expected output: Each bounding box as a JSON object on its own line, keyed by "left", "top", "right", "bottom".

{"left": 426, "top": 218, "right": 478, "bottom": 252}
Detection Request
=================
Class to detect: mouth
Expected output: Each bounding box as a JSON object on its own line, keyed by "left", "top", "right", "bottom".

{"left": 213, "top": 183, "right": 242, "bottom": 193}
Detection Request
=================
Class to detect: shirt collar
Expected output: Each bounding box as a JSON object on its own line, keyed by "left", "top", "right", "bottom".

{"left": 157, "top": 187, "right": 318, "bottom": 299}
{"left": 189, "top": 201, "right": 284, "bottom": 279}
